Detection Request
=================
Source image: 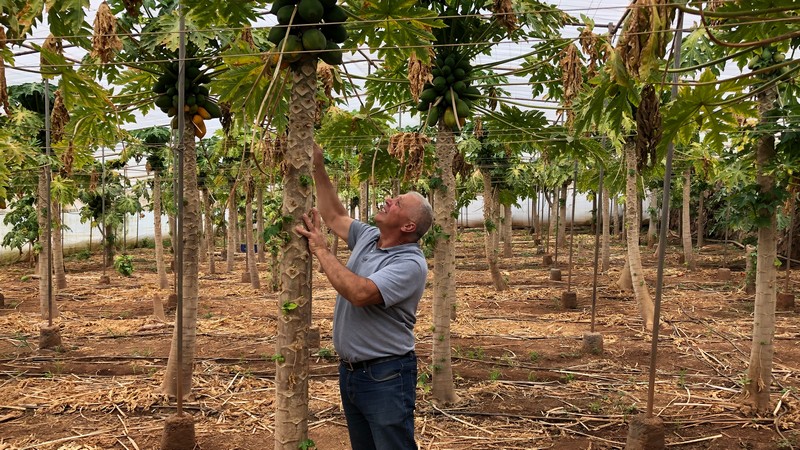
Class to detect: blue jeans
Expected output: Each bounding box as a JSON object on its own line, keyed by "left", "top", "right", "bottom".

{"left": 339, "top": 352, "right": 417, "bottom": 450}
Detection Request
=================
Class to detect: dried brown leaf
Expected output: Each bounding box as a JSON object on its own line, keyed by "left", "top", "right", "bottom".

{"left": 91, "top": 2, "right": 122, "bottom": 64}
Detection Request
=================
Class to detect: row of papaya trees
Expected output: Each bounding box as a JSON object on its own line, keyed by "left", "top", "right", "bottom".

{"left": 1, "top": 0, "right": 800, "bottom": 447}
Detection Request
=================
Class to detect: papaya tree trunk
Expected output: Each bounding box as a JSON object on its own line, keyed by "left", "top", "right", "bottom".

{"left": 696, "top": 189, "right": 706, "bottom": 249}
{"left": 38, "top": 167, "right": 57, "bottom": 319}
{"left": 502, "top": 203, "right": 513, "bottom": 258}
{"left": 746, "top": 87, "right": 778, "bottom": 413}
{"left": 275, "top": 58, "right": 315, "bottom": 449}
{"left": 624, "top": 141, "right": 654, "bottom": 331}
{"left": 480, "top": 170, "right": 508, "bottom": 291}
{"left": 358, "top": 181, "right": 368, "bottom": 222}
{"left": 52, "top": 202, "right": 67, "bottom": 290}
{"left": 682, "top": 168, "right": 695, "bottom": 270}
{"left": 431, "top": 122, "right": 460, "bottom": 405}
{"left": 202, "top": 188, "right": 216, "bottom": 275}
{"left": 558, "top": 181, "right": 568, "bottom": 248}
{"left": 244, "top": 174, "right": 260, "bottom": 289}
{"left": 161, "top": 115, "right": 200, "bottom": 397}
{"left": 154, "top": 171, "right": 170, "bottom": 289}
{"left": 257, "top": 185, "right": 266, "bottom": 264}
{"left": 647, "top": 189, "right": 658, "bottom": 249}
{"left": 226, "top": 191, "right": 237, "bottom": 273}
{"left": 602, "top": 188, "right": 610, "bottom": 272}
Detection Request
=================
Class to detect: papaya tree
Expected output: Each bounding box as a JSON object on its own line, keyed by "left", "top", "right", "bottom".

{"left": 660, "top": 1, "right": 800, "bottom": 412}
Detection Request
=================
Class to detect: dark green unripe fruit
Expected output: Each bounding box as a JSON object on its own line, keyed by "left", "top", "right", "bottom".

{"left": 298, "top": 0, "right": 324, "bottom": 22}
{"left": 432, "top": 76, "right": 447, "bottom": 93}
{"left": 270, "top": 0, "right": 295, "bottom": 14}
{"left": 320, "top": 0, "right": 336, "bottom": 8}
{"left": 302, "top": 28, "right": 327, "bottom": 51}
{"left": 425, "top": 106, "right": 440, "bottom": 127}
{"left": 268, "top": 25, "right": 288, "bottom": 44}
{"left": 323, "top": 4, "right": 347, "bottom": 23}
{"left": 277, "top": 5, "right": 297, "bottom": 25}
{"left": 420, "top": 88, "right": 438, "bottom": 103}
{"left": 319, "top": 40, "right": 343, "bottom": 65}
{"left": 321, "top": 23, "right": 348, "bottom": 43}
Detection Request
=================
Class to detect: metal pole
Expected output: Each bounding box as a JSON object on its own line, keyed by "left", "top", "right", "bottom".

{"left": 175, "top": 4, "right": 187, "bottom": 416}
{"left": 646, "top": 9, "right": 683, "bottom": 418}
{"left": 590, "top": 163, "right": 603, "bottom": 333}
{"left": 43, "top": 79, "right": 53, "bottom": 327}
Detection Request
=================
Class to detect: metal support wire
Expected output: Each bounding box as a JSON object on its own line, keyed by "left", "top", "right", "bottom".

{"left": 646, "top": 9, "right": 684, "bottom": 418}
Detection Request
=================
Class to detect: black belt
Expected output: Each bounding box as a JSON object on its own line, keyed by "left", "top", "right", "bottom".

{"left": 340, "top": 351, "right": 414, "bottom": 371}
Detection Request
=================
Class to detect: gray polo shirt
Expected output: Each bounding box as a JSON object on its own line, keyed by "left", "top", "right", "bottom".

{"left": 333, "top": 220, "right": 428, "bottom": 363}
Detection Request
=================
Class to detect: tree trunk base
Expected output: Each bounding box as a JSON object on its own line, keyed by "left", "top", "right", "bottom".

{"left": 745, "top": 283, "right": 756, "bottom": 295}
{"left": 777, "top": 293, "right": 795, "bottom": 311}
{"left": 165, "top": 293, "right": 177, "bottom": 310}
{"left": 550, "top": 268, "right": 562, "bottom": 281}
{"left": 542, "top": 254, "right": 553, "bottom": 266}
{"left": 582, "top": 332, "right": 604, "bottom": 355}
{"left": 160, "top": 414, "right": 195, "bottom": 450}
{"left": 39, "top": 324, "right": 62, "bottom": 350}
{"left": 625, "top": 414, "right": 665, "bottom": 450}
{"left": 153, "top": 294, "right": 166, "bottom": 321}
{"left": 241, "top": 271, "right": 250, "bottom": 283}
{"left": 0, "top": 293, "right": 4, "bottom": 308}
{"left": 717, "top": 268, "right": 732, "bottom": 281}
{"left": 98, "top": 274, "right": 110, "bottom": 285}
{"left": 560, "top": 291, "right": 577, "bottom": 309}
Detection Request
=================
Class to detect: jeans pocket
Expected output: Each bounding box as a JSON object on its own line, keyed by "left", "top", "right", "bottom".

{"left": 366, "top": 361, "right": 402, "bottom": 382}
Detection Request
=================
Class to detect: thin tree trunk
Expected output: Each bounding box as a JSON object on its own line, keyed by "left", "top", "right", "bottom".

{"left": 532, "top": 192, "right": 540, "bottom": 238}
{"left": 602, "top": 188, "right": 610, "bottom": 272}
{"left": 558, "top": 181, "right": 568, "bottom": 248}
{"left": 275, "top": 58, "right": 315, "bottom": 449}
{"left": 161, "top": 115, "right": 200, "bottom": 397}
{"left": 647, "top": 189, "right": 658, "bottom": 249}
{"left": 746, "top": 87, "right": 778, "bottom": 413}
{"left": 502, "top": 203, "right": 513, "bottom": 258}
{"left": 38, "top": 167, "right": 58, "bottom": 319}
{"left": 481, "top": 172, "right": 508, "bottom": 291}
{"left": 612, "top": 197, "right": 620, "bottom": 238}
{"left": 104, "top": 223, "right": 114, "bottom": 268}
{"left": 52, "top": 202, "right": 67, "bottom": 290}
{"left": 244, "top": 174, "right": 260, "bottom": 289}
{"left": 257, "top": 185, "right": 266, "bottom": 264}
{"left": 696, "top": 189, "right": 706, "bottom": 248}
{"left": 624, "top": 141, "right": 654, "bottom": 331}
{"left": 682, "top": 168, "right": 696, "bottom": 270}
{"left": 431, "top": 122, "right": 460, "bottom": 405}
{"left": 203, "top": 188, "right": 216, "bottom": 275}
{"left": 154, "top": 171, "right": 170, "bottom": 289}
{"left": 226, "top": 192, "right": 237, "bottom": 273}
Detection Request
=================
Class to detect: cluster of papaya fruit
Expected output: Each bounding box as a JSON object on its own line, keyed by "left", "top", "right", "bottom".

{"left": 747, "top": 46, "right": 789, "bottom": 78}
{"left": 266, "top": 0, "right": 348, "bottom": 67}
{"left": 153, "top": 59, "right": 222, "bottom": 139}
{"left": 416, "top": 51, "right": 481, "bottom": 130}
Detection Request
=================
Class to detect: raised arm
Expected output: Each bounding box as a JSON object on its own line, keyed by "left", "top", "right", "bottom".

{"left": 312, "top": 143, "right": 353, "bottom": 241}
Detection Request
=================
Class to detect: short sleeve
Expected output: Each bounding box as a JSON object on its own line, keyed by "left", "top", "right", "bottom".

{"left": 367, "top": 257, "right": 427, "bottom": 308}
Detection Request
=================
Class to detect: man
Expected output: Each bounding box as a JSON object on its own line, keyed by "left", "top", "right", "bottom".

{"left": 295, "top": 144, "right": 433, "bottom": 450}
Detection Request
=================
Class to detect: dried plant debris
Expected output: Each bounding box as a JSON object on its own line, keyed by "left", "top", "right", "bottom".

{"left": 388, "top": 132, "right": 429, "bottom": 182}
{"left": 51, "top": 89, "right": 70, "bottom": 144}
{"left": 408, "top": 50, "right": 433, "bottom": 103}
{"left": 91, "top": 2, "right": 123, "bottom": 64}
{"left": 559, "top": 44, "right": 583, "bottom": 127}
{"left": 492, "top": 0, "right": 518, "bottom": 33}
{"left": 617, "top": 0, "right": 674, "bottom": 79}
{"left": 635, "top": 84, "right": 661, "bottom": 172}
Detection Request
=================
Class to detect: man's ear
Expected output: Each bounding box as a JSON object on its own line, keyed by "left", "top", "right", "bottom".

{"left": 401, "top": 222, "right": 417, "bottom": 233}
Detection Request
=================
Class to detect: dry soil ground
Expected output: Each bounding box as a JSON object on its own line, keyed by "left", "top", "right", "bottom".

{"left": 0, "top": 229, "right": 799, "bottom": 449}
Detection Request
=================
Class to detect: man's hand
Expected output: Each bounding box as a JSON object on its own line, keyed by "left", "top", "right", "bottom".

{"left": 295, "top": 208, "right": 328, "bottom": 256}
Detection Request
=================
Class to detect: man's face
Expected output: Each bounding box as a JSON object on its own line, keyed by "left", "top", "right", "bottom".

{"left": 376, "top": 193, "right": 415, "bottom": 230}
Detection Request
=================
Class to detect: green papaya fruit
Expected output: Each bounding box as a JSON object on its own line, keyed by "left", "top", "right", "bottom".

{"left": 302, "top": 28, "right": 327, "bottom": 51}
{"left": 298, "top": 0, "right": 324, "bottom": 22}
